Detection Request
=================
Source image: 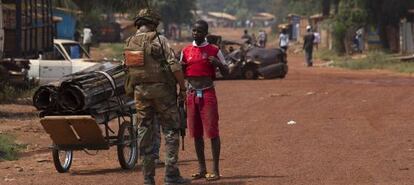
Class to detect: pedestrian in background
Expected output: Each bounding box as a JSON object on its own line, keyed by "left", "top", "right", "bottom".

{"left": 251, "top": 33, "right": 257, "bottom": 46}
{"left": 303, "top": 25, "right": 315, "bottom": 67}
{"left": 313, "top": 31, "right": 321, "bottom": 50}
{"left": 82, "top": 25, "right": 93, "bottom": 54}
{"left": 279, "top": 27, "right": 289, "bottom": 52}
{"left": 258, "top": 29, "right": 267, "bottom": 48}
{"left": 241, "top": 29, "right": 252, "bottom": 45}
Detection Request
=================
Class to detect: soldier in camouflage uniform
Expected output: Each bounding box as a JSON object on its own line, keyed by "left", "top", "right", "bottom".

{"left": 124, "top": 8, "right": 189, "bottom": 185}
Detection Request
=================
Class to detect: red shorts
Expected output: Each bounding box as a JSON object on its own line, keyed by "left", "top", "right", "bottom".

{"left": 186, "top": 88, "right": 219, "bottom": 138}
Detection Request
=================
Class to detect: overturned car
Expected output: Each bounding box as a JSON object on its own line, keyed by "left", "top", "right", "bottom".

{"left": 209, "top": 36, "right": 288, "bottom": 80}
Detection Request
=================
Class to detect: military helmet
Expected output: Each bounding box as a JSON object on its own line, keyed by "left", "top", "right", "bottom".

{"left": 134, "top": 8, "right": 161, "bottom": 27}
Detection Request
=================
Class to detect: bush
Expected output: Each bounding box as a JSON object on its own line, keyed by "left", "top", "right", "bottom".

{"left": 315, "top": 49, "right": 344, "bottom": 62}
{"left": 332, "top": 51, "right": 414, "bottom": 74}
{"left": 0, "top": 83, "right": 37, "bottom": 103}
{"left": 329, "top": 0, "right": 367, "bottom": 54}
{"left": 0, "top": 134, "right": 24, "bottom": 161}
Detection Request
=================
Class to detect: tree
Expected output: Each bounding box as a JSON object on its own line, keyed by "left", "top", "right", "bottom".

{"left": 322, "top": 0, "right": 331, "bottom": 16}
{"left": 63, "top": 0, "right": 196, "bottom": 39}
{"left": 150, "top": 0, "right": 196, "bottom": 38}
{"left": 364, "top": 0, "right": 414, "bottom": 50}
{"left": 330, "top": 0, "right": 367, "bottom": 53}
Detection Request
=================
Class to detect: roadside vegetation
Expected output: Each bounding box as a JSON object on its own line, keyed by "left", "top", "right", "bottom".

{"left": 0, "top": 84, "right": 37, "bottom": 104}
{"left": 316, "top": 49, "right": 414, "bottom": 74}
{"left": 0, "top": 134, "right": 24, "bottom": 161}
{"left": 88, "top": 43, "right": 124, "bottom": 62}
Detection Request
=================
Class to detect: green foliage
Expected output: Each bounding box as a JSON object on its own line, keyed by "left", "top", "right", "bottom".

{"left": 0, "top": 134, "right": 24, "bottom": 161}
{"left": 331, "top": 51, "right": 414, "bottom": 74}
{"left": 98, "top": 43, "right": 124, "bottom": 60}
{"left": 287, "top": 0, "right": 321, "bottom": 16}
{"left": 363, "top": 0, "right": 414, "bottom": 49}
{"left": 329, "top": 0, "right": 367, "bottom": 53}
{"left": 315, "top": 48, "right": 343, "bottom": 62}
{"left": 0, "top": 84, "right": 36, "bottom": 104}
{"left": 152, "top": 0, "right": 196, "bottom": 25}
{"left": 68, "top": 0, "right": 196, "bottom": 29}
{"left": 71, "top": 0, "right": 142, "bottom": 13}
{"left": 333, "top": 51, "right": 388, "bottom": 70}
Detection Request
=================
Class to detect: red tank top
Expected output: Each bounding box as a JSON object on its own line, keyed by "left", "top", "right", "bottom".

{"left": 182, "top": 44, "right": 219, "bottom": 78}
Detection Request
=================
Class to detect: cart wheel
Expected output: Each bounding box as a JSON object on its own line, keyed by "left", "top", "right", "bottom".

{"left": 52, "top": 148, "right": 73, "bottom": 173}
{"left": 117, "top": 121, "right": 138, "bottom": 170}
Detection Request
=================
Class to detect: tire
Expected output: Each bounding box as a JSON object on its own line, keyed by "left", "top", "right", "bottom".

{"left": 258, "top": 63, "right": 288, "bottom": 79}
{"left": 117, "top": 121, "right": 138, "bottom": 170}
{"left": 52, "top": 148, "right": 73, "bottom": 173}
{"left": 243, "top": 66, "right": 258, "bottom": 80}
{"left": 280, "top": 64, "right": 289, "bottom": 79}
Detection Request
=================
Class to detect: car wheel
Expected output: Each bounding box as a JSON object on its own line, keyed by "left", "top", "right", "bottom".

{"left": 243, "top": 67, "right": 257, "bottom": 80}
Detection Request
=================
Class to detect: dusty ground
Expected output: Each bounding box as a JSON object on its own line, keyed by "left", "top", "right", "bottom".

{"left": 1, "top": 55, "right": 413, "bottom": 185}
{"left": 1, "top": 28, "right": 413, "bottom": 184}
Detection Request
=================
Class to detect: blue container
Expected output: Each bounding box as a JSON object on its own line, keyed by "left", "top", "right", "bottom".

{"left": 53, "top": 8, "right": 77, "bottom": 40}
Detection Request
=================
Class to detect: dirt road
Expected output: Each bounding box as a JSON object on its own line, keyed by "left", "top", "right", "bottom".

{"left": 0, "top": 55, "right": 413, "bottom": 185}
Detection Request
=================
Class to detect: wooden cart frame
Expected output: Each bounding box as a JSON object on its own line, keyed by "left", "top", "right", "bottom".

{"left": 40, "top": 108, "right": 138, "bottom": 173}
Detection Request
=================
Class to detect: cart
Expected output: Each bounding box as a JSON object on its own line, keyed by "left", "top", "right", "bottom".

{"left": 40, "top": 100, "right": 138, "bottom": 173}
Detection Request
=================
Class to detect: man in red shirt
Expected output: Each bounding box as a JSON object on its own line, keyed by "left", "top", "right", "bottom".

{"left": 180, "top": 20, "right": 228, "bottom": 181}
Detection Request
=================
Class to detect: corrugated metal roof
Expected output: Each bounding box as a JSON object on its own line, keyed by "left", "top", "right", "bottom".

{"left": 252, "top": 12, "right": 275, "bottom": 21}
{"left": 207, "top": 12, "right": 237, "bottom": 21}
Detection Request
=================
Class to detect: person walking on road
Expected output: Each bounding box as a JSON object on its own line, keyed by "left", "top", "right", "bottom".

{"left": 303, "top": 25, "right": 315, "bottom": 67}
{"left": 123, "top": 8, "right": 190, "bottom": 185}
{"left": 258, "top": 29, "right": 267, "bottom": 48}
{"left": 279, "top": 27, "right": 289, "bottom": 52}
{"left": 241, "top": 29, "right": 252, "bottom": 45}
{"left": 180, "top": 20, "right": 229, "bottom": 181}
{"left": 313, "top": 31, "right": 321, "bottom": 50}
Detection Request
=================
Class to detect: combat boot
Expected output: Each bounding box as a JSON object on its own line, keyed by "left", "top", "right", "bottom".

{"left": 164, "top": 176, "right": 191, "bottom": 185}
{"left": 144, "top": 176, "right": 155, "bottom": 185}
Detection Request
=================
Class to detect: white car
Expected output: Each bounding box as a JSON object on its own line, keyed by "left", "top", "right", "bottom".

{"left": 28, "top": 39, "right": 98, "bottom": 84}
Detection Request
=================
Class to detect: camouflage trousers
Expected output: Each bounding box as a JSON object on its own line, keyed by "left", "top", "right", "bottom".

{"left": 134, "top": 83, "right": 181, "bottom": 178}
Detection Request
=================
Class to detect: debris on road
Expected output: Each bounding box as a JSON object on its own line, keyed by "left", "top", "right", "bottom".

{"left": 14, "top": 166, "right": 23, "bottom": 172}
{"left": 306, "top": 91, "right": 316, "bottom": 95}
{"left": 270, "top": 93, "right": 290, "bottom": 97}
{"left": 287, "top": 120, "right": 297, "bottom": 125}
{"left": 4, "top": 176, "right": 15, "bottom": 182}
{"left": 36, "top": 158, "right": 50, "bottom": 163}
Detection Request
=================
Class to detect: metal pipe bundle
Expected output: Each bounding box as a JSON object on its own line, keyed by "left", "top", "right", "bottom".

{"left": 58, "top": 65, "right": 126, "bottom": 111}
{"left": 33, "top": 64, "right": 134, "bottom": 120}
{"left": 32, "top": 85, "right": 59, "bottom": 111}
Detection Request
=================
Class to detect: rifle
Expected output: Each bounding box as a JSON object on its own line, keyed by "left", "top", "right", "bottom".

{"left": 178, "top": 98, "right": 187, "bottom": 151}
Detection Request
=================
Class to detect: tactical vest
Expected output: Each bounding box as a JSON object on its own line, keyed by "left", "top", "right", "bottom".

{"left": 124, "top": 31, "right": 169, "bottom": 96}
